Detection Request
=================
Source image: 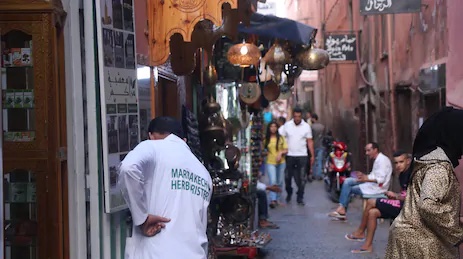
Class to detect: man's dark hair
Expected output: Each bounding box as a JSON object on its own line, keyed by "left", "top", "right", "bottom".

{"left": 278, "top": 116, "right": 286, "bottom": 123}
{"left": 393, "top": 150, "right": 411, "bottom": 159}
{"left": 369, "top": 142, "right": 380, "bottom": 151}
{"left": 148, "top": 116, "right": 184, "bottom": 138}
{"left": 293, "top": 107, "right": 303, "bottom": 114}
{"left": 312, "top": 113, "right": 319, "bottom": 120}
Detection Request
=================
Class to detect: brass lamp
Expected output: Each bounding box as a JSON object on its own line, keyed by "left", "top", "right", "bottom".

{"left": 297, "top": 45, "right": 330, "bottom": 70}
{"left": 263, "top": 43, "right": 290, "bottom": 83}
{"left": 227, "top": 42, "right": 261, "bottom": 67}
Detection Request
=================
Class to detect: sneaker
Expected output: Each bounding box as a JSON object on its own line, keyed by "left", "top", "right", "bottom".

{"left": 297, "top": 200, "right": 305, "bottom": 206}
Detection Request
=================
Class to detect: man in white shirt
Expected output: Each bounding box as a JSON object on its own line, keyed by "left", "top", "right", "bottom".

{"left": 278, "top": 107, "right": 314, "bottom": 205}
{"left": 118, "top": 116, "right": 212, "bottom": 259}
{"left": 329, "top": 142, "right": 392, "bottom": 219}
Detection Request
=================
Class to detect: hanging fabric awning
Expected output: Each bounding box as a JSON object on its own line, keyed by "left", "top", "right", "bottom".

{"left": 237, "top": 12, "right": 317, "bottom": 45}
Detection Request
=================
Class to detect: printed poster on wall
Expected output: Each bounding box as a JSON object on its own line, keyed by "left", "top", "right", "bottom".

{"left": 97, "top": 0, "right": 140, "bottom": 213}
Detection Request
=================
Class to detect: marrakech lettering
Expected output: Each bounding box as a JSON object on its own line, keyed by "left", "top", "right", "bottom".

{"left": 171, "top": 168, "right": 211, "bottom": 201}
{"left": 364, "top": 0, "right": 392, "bottom": 12}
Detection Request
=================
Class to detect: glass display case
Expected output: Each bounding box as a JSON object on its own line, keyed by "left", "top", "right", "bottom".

{"left": 0, "top": 2, "right": 67, "bottom": 258}
{"left": 1, "top": 30, "right": 36, "bottom": 142}
{"left": 3, "top": 169, "right": 37, "bottom": 259}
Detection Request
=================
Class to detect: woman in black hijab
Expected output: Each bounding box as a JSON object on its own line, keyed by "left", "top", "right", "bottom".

{"left": 385, "top": 107, "right": 463, "bottom": 259}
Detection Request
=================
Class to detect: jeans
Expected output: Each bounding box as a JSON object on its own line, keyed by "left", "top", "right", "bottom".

{"left": 339, "top": 177, "right": 363, "bottom": 210}
{"left": 266, "top": 163, "right": 286, "bottom": 201}
{"left": 256, "top": 189, "right": 268, "bottom": 220}
{"left": 313, "top": 147, "right": 325, "bottom": 178}
{"left": 285, "top": 156, "right": 308, "bottom": 202}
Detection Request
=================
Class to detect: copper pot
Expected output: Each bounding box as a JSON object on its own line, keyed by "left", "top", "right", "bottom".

{"left": 239, "top": 82, "right": 261, "bottom": 105}
{"left": 225, "top": 144, "right": 241, "bottom": 169}
{"left": 262, "top": 80, "right": 280, "bottom": 101}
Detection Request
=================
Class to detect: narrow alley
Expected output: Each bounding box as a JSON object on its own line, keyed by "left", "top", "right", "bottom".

{"left": 261, "top": 181, "right": 389, "bottom": 259}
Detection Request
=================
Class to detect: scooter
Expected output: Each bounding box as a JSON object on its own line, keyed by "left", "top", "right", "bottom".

{"left": 323, "top": 141, "right": 352, "bottom": 203}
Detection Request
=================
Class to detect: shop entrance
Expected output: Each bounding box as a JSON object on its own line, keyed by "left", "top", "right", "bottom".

{"left": 1, "top": 2, "right": 68, "bottom": 259}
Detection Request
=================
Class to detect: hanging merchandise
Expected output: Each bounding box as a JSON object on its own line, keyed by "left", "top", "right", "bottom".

{"left": 262, "top": 80, "right": 280, "bottom": 101}
{"left": 181, "top": 105, "right": 202, "bottom": 161}
{"left": 227, "top": 42, "right": 261, "bottom": 68}
{"left": 263, "top": 43, "right": 290, "bottom": 84}
{"left": 297, "top": 45, "right": 330, "bottom": 70}
{"left": 239, "top": 82, "right": 261, "bottom": 105}
{"left": 250, "top": 112, "right": 263, "bottom": 188}
{"left": 278, "top": 83, "right": 293, "bottom": 100}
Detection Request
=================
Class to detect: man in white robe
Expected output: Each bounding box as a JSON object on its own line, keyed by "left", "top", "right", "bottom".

{"left": 118, "top": 116, "right": 212, "bottom": 259}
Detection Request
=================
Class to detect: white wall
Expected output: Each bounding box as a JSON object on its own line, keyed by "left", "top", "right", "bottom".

{"left": 62, "top": 0, "right": 88, "bottom": 258}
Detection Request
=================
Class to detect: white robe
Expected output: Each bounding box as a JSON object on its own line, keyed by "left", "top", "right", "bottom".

{"left": 118, "top": 134, "right": 212, "bottom": 259}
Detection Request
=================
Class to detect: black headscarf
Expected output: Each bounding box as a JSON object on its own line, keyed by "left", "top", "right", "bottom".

{"left": 412, "top": 106, "right": 463, "bottom": 167}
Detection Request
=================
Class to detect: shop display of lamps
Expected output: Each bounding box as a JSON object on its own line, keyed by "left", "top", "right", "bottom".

{"left": 227, "top": 42, "right": 261, "bottom": 67}
{"left": 297, "top": 44, "right": 330, "bottom": 70}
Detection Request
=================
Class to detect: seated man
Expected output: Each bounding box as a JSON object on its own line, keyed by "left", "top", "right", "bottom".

{"left": 329, "top": 142, "right": 393, "bottom": 219}
{"left": 345, "top": 151, "right": 412, "bottom": 254}
{"left": 256, "top": 180, "right": 281, "bottom": 229}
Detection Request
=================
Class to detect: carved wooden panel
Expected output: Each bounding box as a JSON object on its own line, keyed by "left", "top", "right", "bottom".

{"left": 0, "top": 15, "right": 50, "bottom": 156}
{"left": 147, "top": 0, "right": 237, "bottom": 66}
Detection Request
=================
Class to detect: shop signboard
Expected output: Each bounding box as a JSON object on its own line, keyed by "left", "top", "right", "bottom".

{"left": 96, "top": 0, "right": 140, "bottom": 213}
{"left": 324, "top": 33, "right": 357, "bottom": 61}
{"left": 359, "top": 0, "right": 422, "bottom": 15}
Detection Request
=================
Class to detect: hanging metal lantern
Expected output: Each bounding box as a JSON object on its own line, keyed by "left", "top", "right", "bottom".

{"left": 264, "top": 43, "right": 290, "bottom": 83}
{"left": 203, "top": 59, "right": 218, "bottom": 86}
{"left": 284, "top": 62, "right": 303, "bottom": 86}
{"left": 297, "top": 46, "right": 330, "bottom": 70}
{"left": 227, "top": 42, "right": 261, "bottom": 67}
{"left": 279, "top": 83, "right": 293, "bottom": 100}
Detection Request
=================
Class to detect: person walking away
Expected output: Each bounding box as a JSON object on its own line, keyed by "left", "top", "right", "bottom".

{"left": 310, "top": 113, "right": 325, "bottom": 181}
{"left": 328, "top": 142, "right": 392, "bottom": 219}
{"left": 279, "top": 107, "right": 314, "bottom": 206}
{"left": 264, "top": 121, "right": 288, "bottom": 208}
{"left": 385, "top": 107, "right": 463, "bottom": 259}
{"left": 346, "top": 151, "right": 412, "bottom": 254}
{"left": 118, "top": 117, "right": 212, "bottom": 259}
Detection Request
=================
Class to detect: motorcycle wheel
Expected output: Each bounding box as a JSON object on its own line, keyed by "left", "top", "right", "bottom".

{"left": 330, "top": 188, "right": 340, "bottom": 203}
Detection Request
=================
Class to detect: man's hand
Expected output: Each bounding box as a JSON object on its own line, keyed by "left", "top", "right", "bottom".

{"left": 140, "top": 214, "right": 171, "bottom": 237}
{"left": 385, "top": 191, "right": 397, "bottom": 199}
{"left": 356, "top": 172, "right": 367, "bottom": 182}
{"left": 310, "top": 156, "right": 315, "bottom": 165}
{"left": 267, "top": 185, "right": 282, "bottom": 193}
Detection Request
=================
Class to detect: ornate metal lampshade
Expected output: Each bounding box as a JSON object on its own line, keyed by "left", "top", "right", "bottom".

{"left": 263, "top": 43, "right": 291, "bottom": 83}
{"left": 227, "top": 42, "right": 261, "bottom": 67}
{"left": 297, "top": 46, "right": 330, "bottom": 70}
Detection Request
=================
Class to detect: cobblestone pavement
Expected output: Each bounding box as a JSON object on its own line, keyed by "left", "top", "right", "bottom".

{"left": 260, "top": 179, "right": 389, "bottom": 259}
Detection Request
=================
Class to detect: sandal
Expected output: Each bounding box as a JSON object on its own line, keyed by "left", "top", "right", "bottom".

{"left": 351, "top": 248, "right": 372, "bottom": 254}
{"left": 328, "top": 211, "right": 346, "bottom": 219}
{"left": 345, "top": 233, "right": 365, "bottom": 242}
{"left": 259, "top": 220, "right": 280, "bottom": 229}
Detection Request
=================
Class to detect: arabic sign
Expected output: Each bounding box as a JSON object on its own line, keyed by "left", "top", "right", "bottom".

{"left": 360, "top": 0, "right": 421, "bottom": 15}
{"left": 97, "top": 0, "right": 140, "bottom": 213}
{"left": 325, "top": 34, "right": 357, "bottom": 61}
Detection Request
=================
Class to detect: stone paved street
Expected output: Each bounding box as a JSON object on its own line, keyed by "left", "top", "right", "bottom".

{"left": 260, "top": 179, "right": 389, "bottom": 259}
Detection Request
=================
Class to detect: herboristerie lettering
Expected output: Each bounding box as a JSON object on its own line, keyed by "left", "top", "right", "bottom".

{"left": 171, "top": 168, "right": 211, "bottom": 201}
